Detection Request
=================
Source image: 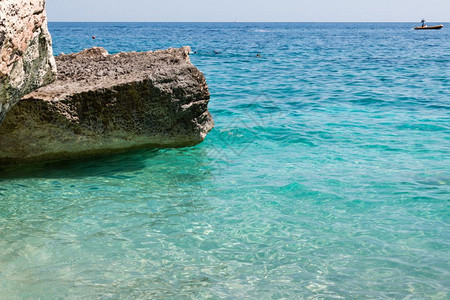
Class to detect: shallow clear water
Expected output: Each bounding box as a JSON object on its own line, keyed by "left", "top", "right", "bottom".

{"left": 1, "top": 23, "right": 449, "bottom": 298}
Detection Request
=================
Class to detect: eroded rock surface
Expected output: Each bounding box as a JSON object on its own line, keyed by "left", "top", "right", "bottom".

{"left": 0, "top": 0, "right": 56, "bottom": 122}
{"left": 0, "top": 46, "right": 214, "bottom": 165}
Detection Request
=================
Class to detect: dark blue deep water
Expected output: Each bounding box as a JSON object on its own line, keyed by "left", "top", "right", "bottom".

{"left": 1, "top": 23, "right": 449, "bottom": 298}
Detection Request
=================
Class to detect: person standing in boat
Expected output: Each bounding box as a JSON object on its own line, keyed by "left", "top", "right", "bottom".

{"left": 421, "top": 19, "right": 426, "bottom": 27}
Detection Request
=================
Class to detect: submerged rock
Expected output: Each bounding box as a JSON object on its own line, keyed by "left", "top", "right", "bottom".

{"left": 0, "top": 0, "right": 56, "bottom": 122}
{"left": 0, "top": 46, "right": 214, "bottom": 165}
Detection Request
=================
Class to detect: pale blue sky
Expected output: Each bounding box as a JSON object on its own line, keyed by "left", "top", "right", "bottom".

{"left": 46, "top": 0, "right": 450, "bottom": 22}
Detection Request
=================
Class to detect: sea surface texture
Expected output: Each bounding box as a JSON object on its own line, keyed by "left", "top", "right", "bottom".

{"left": 1, "top": 23, "right": 449, "bottom": 299}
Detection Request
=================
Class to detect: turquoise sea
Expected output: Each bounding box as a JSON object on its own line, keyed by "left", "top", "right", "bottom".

{"left": 1, "top": 23, "right": 449, "bottom": 298}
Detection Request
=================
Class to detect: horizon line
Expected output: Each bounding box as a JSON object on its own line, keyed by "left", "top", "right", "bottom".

{"left": 47, "top": 21, "right": 449, "bottom": 23}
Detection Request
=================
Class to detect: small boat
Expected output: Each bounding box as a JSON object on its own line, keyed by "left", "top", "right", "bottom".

{"left": 414, "top": 25, "right": 444, "bottom": 30}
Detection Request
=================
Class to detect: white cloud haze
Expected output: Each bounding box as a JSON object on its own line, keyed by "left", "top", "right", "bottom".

{"left": 46, "top": 0, "right": 450, "bottom": 22}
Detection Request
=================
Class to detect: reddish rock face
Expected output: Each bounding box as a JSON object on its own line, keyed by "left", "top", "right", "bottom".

{"left": 0, "top": 47, "right": 214, "bottom": 165}
{"left": 0, "top": 0, "right": 57, "bottom": 122}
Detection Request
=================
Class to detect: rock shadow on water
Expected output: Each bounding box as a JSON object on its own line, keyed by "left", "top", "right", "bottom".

{"left": 0, "top": 149, "right": 160, "bottom": 180}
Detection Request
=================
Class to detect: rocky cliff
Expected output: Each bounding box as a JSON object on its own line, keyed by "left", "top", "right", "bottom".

{"left": 0, "top": 46, "right": 214, "bottom": 165}
{"left": 0, "top": 0, "right": 56, "bottom": 123}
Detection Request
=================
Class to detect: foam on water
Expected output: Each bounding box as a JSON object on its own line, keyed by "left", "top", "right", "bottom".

{"left": 0, "top": 23, "right": 449, "bottom": 298}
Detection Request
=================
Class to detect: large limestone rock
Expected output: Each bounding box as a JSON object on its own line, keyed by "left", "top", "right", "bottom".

{"left": 0, "top": 47, "right": 214, "bottom": 165}
{"left": 0, "top": 0, "right": 56, "bottom": 122}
